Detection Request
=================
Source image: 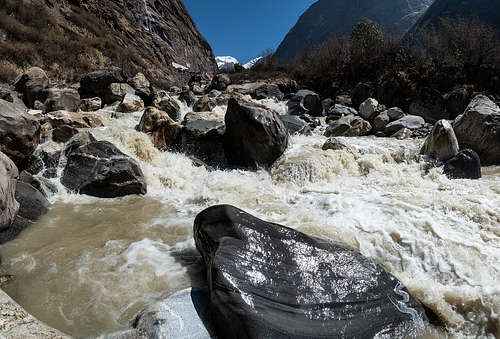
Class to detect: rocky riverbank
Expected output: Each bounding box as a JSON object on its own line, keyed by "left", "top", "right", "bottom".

{"left": 0, "top": 66, "right": 499, "bottom": 338}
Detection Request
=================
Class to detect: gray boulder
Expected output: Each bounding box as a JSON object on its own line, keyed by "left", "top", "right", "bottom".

{"left": 224, "top": 98, "right": 289, "bottom": 169}
{"left": 127, "top": 73, "right": 152, "bottom": 105}
{"left": 420, "top": 120, "right": 459, "bottom": 162}
{"left": 280, "top": 115, "right": 311, "bottom": 135}
{"left": 14, "top": 67, "right": 49, "bottom": 108}
{"left": 452, "top": 95, "right": 500, "bottom": 165}
{"left": 104, "top": 83, "right": 135, "bottom": 105}
{"left": 322, "top": 137, "right": 352, "bottom": 152}
{"left": 372, "top": 110, "right": 390, "bottom": 131}
{"left": 117, "top": 93, "right": 144, "bottom": 113}
{"left": 287, "top": 90, "right": 322, "bottom": 116}
{"left": 79, "top": 97, "right": 102, "bottom": 112}
{"left": 0, "top": 99, "right": 41, "bottom": 166}
{"left": 328, "top": 104, "right": 357, "bottom": 119}
{"left": 43, "top": 88, "right": 81, "bottom": 113}
{"left": 386, "top": 107, "right": 405, "bottom": 121}
{"left": 42, "top": 110, "right": 103, "bottom": 129}
{"left": 0, "top": 151, "right": 19, "bottom": 232}
{"left": 61, "top": 139, "right": 147, "bottom": 198}
{"left": 210, "top": 74, "right": 231, "bottom": 91}
{"left": 251, "top": 84, "right": 284, "bottom": 101}
{"left": 359, "top": 98, "right": 379, "bottom": 120}
{"left": 392, "top": 128, "right": 412, "bottom": 140}
{"left": 0, "top": 181, "right": 50, "bottom": 244}
{"left": 132, "top": 288, "right": 213, "bottom": 339}
{"left": 325, "top": 115, "right": 372, "bottom": 137}
{"left": 384, "top": 115, "right": 425, "bottom": 135}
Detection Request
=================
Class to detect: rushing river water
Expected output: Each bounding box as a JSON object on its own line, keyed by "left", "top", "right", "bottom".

{"left": 0, "top": 98, "right": 499, "bottom": 338}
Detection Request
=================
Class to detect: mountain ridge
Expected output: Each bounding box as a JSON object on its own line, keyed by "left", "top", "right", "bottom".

{"left": 274, "top": 0, "right": 433, "bottom": 62}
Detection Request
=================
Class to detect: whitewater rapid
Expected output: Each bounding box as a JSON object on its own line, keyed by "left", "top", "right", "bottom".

{"left": 0, "top": 97, "right": 498, "bottom": 338}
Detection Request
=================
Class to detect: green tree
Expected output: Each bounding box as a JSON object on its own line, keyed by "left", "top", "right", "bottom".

{"left": 349, "top": 18, "right": 384, "bottom": 52}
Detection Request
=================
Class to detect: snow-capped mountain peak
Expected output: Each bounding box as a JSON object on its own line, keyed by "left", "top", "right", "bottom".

{"left": 243, "top": 57, "right": 263, "bottom": 69}
{"left": 216, "top": 56, "right": 239, "bottom": 72}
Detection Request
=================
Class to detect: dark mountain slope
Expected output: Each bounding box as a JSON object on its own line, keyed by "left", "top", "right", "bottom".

{"left": 406, "top": 0, "right": 500, "bottom": 39}
{"left": 274, "top": 0, "right": 433, "bottom": 62}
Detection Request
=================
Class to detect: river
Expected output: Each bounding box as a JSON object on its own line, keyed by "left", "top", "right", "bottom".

{"left": 0, "top": 98, "right": 499, "bottom": 338}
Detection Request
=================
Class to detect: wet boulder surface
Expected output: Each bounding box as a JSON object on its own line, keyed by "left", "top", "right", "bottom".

{"left": 194, "top": 205, "right": 427, "bottom": 339}
{"left": 224, "top": 98, "right": 289, "bottom": 169}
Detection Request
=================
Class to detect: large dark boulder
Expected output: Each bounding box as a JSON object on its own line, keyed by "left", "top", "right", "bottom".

{"left": 61, "top": 139, "right": 147, "bottom": 198}
{"left": 79, "top": 67, "right": 125, "bottom": 99}
{"left": 287, "top": 90, "right": 322, "bottom": 116}
{"left": 443, "top": 149, "right": 482, "bottom": 180}
{"left": 224, "top": 98, "right": 289, "bottom": 169}
{"left": 0, "top": 99, "right": 41, "bottom": 167}
{"left": 14, "top": 67, "right": 49, "bottom": 108}
{"left": 452, "top": 95, "right": 500, "bottom": 165}
{"left": 194, "top": 205, "right": 427, "bottom": 339}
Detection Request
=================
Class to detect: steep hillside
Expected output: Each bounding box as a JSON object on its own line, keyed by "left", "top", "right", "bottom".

{"left": 0, "top": 0, "right": 217, "bottom": 85}
{"left": 406, "top": 0, "right": 500, "bottom": 39}
{"left": 274, "top": 0, "right": 433, "bottom": 62}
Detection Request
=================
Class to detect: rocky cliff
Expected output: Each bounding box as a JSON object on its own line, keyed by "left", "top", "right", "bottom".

{"left": 273, "top": 0, "right": 433, "bottom": 62}
{"left": 0, "top": 0, "right": 217, "bottom": 85}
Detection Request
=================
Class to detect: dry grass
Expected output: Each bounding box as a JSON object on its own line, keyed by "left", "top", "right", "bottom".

{"left": 0, "top": 0, "right": 158, "bottom": 84}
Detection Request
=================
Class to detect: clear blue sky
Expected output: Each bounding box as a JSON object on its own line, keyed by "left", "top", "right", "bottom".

{"left": 183, "top": 0, "right": 317, "bottom": 64}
